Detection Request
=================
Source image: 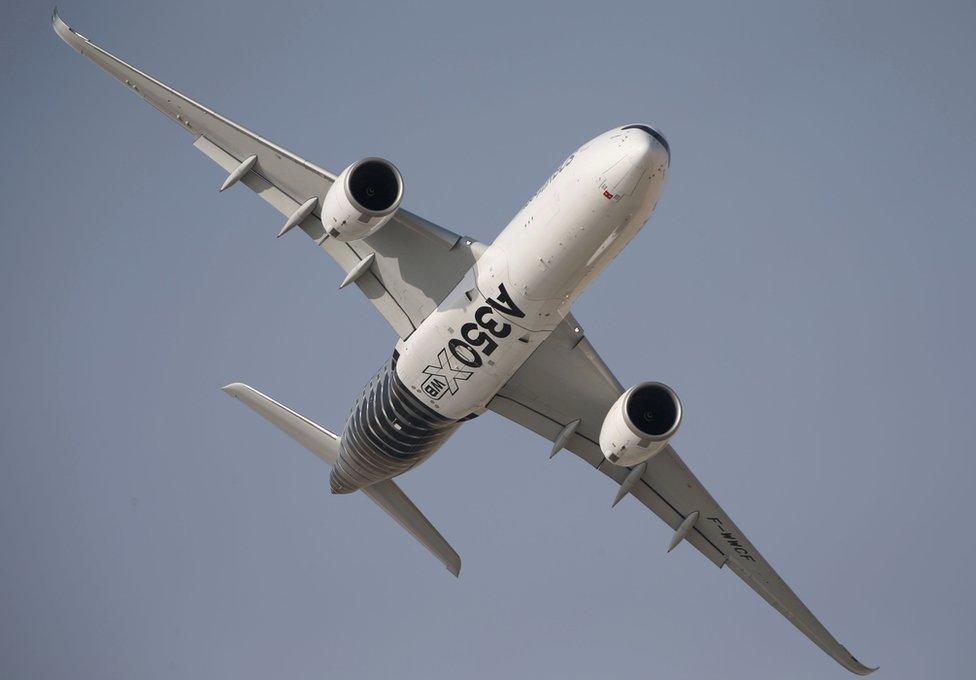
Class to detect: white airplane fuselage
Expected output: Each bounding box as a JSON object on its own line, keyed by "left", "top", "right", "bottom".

{"left": 331, "top": 125, "right": 669, "bottom": 493}
{"left": 397, "top": 126, "right": 669, "bottom": 418}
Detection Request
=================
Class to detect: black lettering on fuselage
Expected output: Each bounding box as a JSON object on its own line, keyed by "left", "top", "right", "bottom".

{"left": 422, "top": 283, "right": 528, "bottom": 400}
{"left": 448, "top": 338, "right": 482, "bottom": 368}
{"left": 460, "top": 322, "right": 500, "bottom": 356}
{"left": 475, "top": 306, "right": 511, "bottom": 338}
{"left": 423, "top": 376, "right": 447, "bottom": 398}
{"left": 485, "top": 283, "right": 525, "bottom": 319}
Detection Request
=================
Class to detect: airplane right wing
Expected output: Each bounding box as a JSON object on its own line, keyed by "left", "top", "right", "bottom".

{"left": 487, "top": 314, "right": 877, "bottom": 675}
{"left": 53, "top": 9, "right": 483, "bottom": 340}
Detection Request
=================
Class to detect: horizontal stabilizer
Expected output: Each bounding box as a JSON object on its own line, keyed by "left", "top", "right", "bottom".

{"left": 222, "top": 382, "right": 461, "bottom": 576}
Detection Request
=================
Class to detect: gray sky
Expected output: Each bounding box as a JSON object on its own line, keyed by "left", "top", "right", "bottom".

{"left": 2, "top": 1, "right": 974, "bottom": 678}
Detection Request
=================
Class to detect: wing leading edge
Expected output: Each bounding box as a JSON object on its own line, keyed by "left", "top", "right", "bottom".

{"left": 488, "top": 315, "right": 877, "bottom": 675}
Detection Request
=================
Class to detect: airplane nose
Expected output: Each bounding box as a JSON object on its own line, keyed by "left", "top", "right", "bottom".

{"left": 621, "top": 124, "right": 670, "bottom": 166}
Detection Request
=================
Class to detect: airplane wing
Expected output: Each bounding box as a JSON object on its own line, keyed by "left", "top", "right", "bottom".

{"left": 52, "top": 9, "right": 482, "bottom": 339}
{"left": 487, "top": 314, "right": 877, "bottom": 675}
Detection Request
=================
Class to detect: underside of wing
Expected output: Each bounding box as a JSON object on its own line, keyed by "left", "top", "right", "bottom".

{"left": 488, "top": 314, "right": 876, "bottom": 675}
{"left": 487, "top": 315, "right": 727, "bottom": 567}
{"left": 53, "top": 9, "right": 483, "bottom": 338}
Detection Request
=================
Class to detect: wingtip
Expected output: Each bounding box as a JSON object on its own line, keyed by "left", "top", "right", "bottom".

{"left": 51, "top": 6, "right": 69, "bottom": 32}
{"left": 51, "top": 6, "right": 65, "bottom": 33}
{"left": 51, "top": 6, "right": 77, "bottom": 46}
{"left": 845, "top": 653, "right": 879, "bottom": 676}
{"left": 221, "top": 382, "right": 249, "bottom": 396}
{"left": 447, "top": 561, "right": 461, "bottom": 578}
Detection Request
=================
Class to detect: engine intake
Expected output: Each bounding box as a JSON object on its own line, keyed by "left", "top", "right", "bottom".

{"left": 321, "top": 157, "right": 403, "bottom": 241}
{"left": 348, "top": 159, "right": 401, "bottom": 212}
{"left": 600, "top": 382, "right": 682, "bottom": 467}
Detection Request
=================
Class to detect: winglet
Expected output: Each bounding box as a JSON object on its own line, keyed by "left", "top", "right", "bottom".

{"left": 843, "top": 653, "right": 878, "bottom": 676}
{"left": 51, "top": 6, "right": 69, "bottom": 40}
{"left": 51, "top": 8, "right": 87, "bottom": 53}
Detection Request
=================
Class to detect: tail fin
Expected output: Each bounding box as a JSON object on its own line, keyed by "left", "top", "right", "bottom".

{"left": 222, "top": 383, "right": 461, "bottom": 577}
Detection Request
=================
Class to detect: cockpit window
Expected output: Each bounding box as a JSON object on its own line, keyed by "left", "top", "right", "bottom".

{"left": 621, "top": 125, "right": 670, "bottom": 158}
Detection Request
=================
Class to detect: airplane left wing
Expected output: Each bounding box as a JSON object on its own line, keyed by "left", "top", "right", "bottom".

{"left": 487, "top": 314, "right": 876, "bottom": 675}
{"left": 53, "top": 9, "right": 482, "bottom": 339}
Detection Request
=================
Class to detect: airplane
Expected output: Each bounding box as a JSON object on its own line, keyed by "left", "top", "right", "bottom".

{"left": 52, "top": 9, "right": 876, "bottom": 675}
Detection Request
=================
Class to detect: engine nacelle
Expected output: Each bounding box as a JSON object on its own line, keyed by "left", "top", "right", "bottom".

{"left": 599, "top": 382, "right": 682, "bottom": 466}
{"left": 320, "top": 157, "right": 403, "bottom": 241}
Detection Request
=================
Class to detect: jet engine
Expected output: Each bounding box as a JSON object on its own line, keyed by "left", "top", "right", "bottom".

{"left": 599, "top": 382, "right": 682, "bottom": 466}
{"left": 320, "top": 157, "right": 403, "bottom": 241}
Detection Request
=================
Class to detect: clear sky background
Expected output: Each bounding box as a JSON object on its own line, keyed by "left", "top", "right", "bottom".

{"left": 2, "top": 1, "right": 974, "bottom": 678}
